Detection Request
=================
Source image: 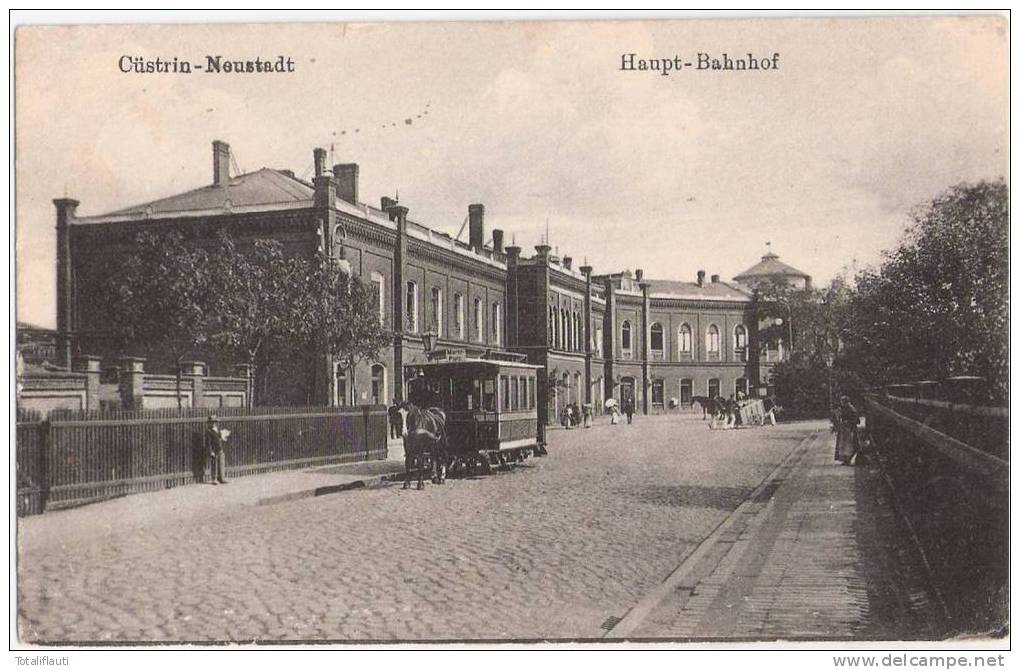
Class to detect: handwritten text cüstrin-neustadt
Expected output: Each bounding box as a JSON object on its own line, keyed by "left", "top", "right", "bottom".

{"left": 620, "top": 52, "right": 781, "bottom": 75}
{"left": 119, "top": 55, "right": 296, "bottom": 74}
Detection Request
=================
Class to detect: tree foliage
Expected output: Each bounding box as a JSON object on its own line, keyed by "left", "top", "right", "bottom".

{"left": 843, "top": 180, "right": 1008, "bottom": 401}
{"left": 104, "top": 230, "right": 391, "bottom": 406}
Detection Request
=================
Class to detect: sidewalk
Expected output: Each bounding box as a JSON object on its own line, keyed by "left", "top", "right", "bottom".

{"left": 18, "top": 440, "right": 409, "bottom": 555}
{"left": 611, "top": 429, "right": 946, "bottom": 641}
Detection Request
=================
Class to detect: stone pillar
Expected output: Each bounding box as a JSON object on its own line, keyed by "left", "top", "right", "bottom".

{"left": 603, "top": 277, "right": 616, "bottom": 404}
{"left": 387, "top": 204, "right": 409, "bottom": 402}
{"left": 72, "top": 354, "right": 102, "bottom": 411}
{"left": 640, "top": 282, "right": 651, "bottom": 414}
{"left": 180, "top": 360, "right": 206, "bottom": 408}
{"left": 54, "top": 198, "right": 79, "bottom": 370}
{"left": 505, "top": 246, "right": 522, "bottom": 348}
{"left": 118, "top": 356, "right": 146, "bottom": 410}
{"left": 581, "top": 265, "right": 594, "bottom": 404}
{"left": 534, "top": 244, "right": 552, "bottom": 441}
{"left": 233, "top": 363, "right": 254, "bottom": 408}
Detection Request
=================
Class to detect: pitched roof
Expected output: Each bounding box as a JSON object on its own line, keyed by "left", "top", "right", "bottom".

{"left": 644, "top": 279, "right": 752, "bottom": 301}
{"left": 102, "top": 168, "right": 314, "bottom": 217}
{"left": 733, "top": 252, "right": 810, "bottom": 281}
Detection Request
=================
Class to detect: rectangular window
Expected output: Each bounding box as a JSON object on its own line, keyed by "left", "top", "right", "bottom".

{"left": 651, "top": 380, "right": 664, "bottom": 407}
{"left": 519, "top": 377, "right": 527, "bottom": 411}
{"left": 454, "top": 294, "right": 464, "bottom": 339}
{"left": 482, "top": 378, "right": 497, "bottom": 411}
{"left": 405, "top": 282, "right": 418, "bottom": 332}
{"left": 511, "top": 376, "right": 519, "bottom": 410}
{"left": 501, "top": 376, "right": 511, "bottom": 411}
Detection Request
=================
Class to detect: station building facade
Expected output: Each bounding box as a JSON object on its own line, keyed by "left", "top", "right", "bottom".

{"left": 52, "top": 141, "right": 807, "bottom": 420}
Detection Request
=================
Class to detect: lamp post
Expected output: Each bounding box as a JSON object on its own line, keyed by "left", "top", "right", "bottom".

{"left": 421, "top": 329, "right": 438, "bottom": 361}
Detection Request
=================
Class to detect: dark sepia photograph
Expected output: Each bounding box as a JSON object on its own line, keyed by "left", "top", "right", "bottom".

{"left": 11, "top": 11, "right": 1009, "bottom": 651}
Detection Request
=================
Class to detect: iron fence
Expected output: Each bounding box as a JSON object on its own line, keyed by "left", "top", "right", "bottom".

{"left": 16, "top": 405, "right": 387, "bottom": 515}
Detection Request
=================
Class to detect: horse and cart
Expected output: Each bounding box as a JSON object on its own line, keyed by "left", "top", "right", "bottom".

{"left": 401, "top": 351, "right": 546, "bottom": 489}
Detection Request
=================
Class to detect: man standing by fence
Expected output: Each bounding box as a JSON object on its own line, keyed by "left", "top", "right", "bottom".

{"left": 205, "top": 416, "right": 228, "bottom": 485}
{"left": 388, "top": 401, "right": 404, "bottom": 440}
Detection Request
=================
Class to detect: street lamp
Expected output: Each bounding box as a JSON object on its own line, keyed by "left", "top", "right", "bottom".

{"left": 772, "top": 301, "right": 794, "bottom": 359}
{"left": 421, "top": 329, "right": 438, "bottom": 354}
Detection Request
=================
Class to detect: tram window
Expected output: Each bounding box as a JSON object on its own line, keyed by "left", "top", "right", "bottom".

{"left": 511, "top": 376, "right": 520, "bottom": 410}
{"left": 518, "top": 377, "right": 527, "bottom": 411}
{"left": 528, "top": 376, "right": 535, "bottom": 409}
{"left": 482, "top": 379, "right": 497, "bottom": 411}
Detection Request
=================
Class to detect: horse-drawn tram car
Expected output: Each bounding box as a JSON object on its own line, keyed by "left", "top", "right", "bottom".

{"left": 404, "top": 350, "right": 545, "bottom": 482}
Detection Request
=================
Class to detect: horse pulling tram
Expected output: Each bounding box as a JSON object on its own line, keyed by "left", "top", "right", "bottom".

{"left": 402, "top": 350, "right": 546, "bottom": 488}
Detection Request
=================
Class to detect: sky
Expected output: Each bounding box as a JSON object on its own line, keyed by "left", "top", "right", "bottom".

{"left": 15, "top": 16, "right": 1008, "bottom": 328}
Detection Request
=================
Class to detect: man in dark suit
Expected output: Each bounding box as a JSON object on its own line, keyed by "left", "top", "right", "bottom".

{"left": 205, "top": 415, "right": 228, "bottom": 485}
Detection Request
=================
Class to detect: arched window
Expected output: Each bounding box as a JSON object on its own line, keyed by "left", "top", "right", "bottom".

{"left": 370, "top": 364, "right": 386, "bottom": 405}
{"left": 405, "top": 281, "right": 418, "bottom": 332}
{"left": 454, "top": 293, "right": 465, "bottom": 339}
{"left": 734, "top": 325, "right": 747, "bottom": 360}
{"left": 707, "top": 324, "right": 720, "bottom": 358}
{"left": 575, "top": 313, "right": 582, "bottom": 351}
{"left": 370, "top": 271, "right": 385, "bottom": 324}
{"left": 621, "top": 320, "right": 632, "bottom": 351}
{"left": 473, "top": 298, "right": 483, "bottom": 342}
{"left": 492, "top": 302, "right": 502, "bottom": 345}
{"left": 563, "top": 307, "right": 571, "bottom": 350}
{"left": 650, "top": 322, "right": 664, "bottom": 354}
{"left": 548, "top": 306, "right": 556, "bottom": 346}
{"left": 430, "top": 287, "right": 443, "bottom": 336}
{"left": 678, "top": 323, "right": 692, "bottom": 354}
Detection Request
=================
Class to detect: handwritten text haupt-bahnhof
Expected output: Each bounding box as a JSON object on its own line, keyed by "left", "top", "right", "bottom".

{"left": 118, "top": 55, "right": 296, "bottom": 74}
{"left": 620, "top": 53, "right": 781, "bottom": 75}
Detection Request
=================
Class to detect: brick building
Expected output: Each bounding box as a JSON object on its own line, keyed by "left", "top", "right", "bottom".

{"left": 52, "top": 141, "right": 808, "bottom": 419}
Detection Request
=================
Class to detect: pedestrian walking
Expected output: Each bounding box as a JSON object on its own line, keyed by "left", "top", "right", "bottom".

{"left": 724, "top": 395, "right": 737, "bottom": 430}
{"left": 560, "top": 405, "right": 572, "bottom": 429}
{"left": 205, "top": 415, "right": 229, "bottom": 485}
{"left": 605, "top": 398, "right": 619, "bottom": 425}
{"left": 581, "top": 402, "right": 593, "bottom": 428}
{"left": 833, "top": 395, "right": 861, "bottom": 465}
{"left": 388, "top": 400, "right": 404, "bottom": 439}
{"left": 763, "top": 395, "right": 779, "bottom": 426}
{"left": 624, "top": 397, "right": 635, "bottom": 424}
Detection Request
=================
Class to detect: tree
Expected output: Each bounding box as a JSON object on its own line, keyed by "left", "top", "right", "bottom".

{"left": 205, "top": 234, "right": 313, "bottom": 405}
{"left": 843, "top": 180, "right": 1008, "bottom": 401}
{"left": 302, "top": 254, "right": 391, "bottom": 405}
{"left": 101, "top": 231, "right": 214, "bottom": 406}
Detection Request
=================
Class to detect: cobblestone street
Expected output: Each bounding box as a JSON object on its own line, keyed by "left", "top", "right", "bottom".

{"left": 20, "top": 417, "right": 838, "bottom": 642}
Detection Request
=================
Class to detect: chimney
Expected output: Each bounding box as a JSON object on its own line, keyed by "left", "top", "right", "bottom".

{"left": 506, "top": 245, "right": 522, "bottom": 266}
{"left": 468, "top": 204, "right": 485, "bottom": 252}
{"left": 711, "top": 274, "right": 720, "bottom": 283}
{"left": 697, "top": 270, "right": 705, "bottom": 287}
{"left": 332, "top": 163, "right": 359, "bottom": 205}
{"left": 313, "top": 148, "right": 327, "bottom": 177}
{"left": 213, "top": 140, "right": 231, "bottom": 186}
{"left": 563, "top": 256, "right": 573, "bottom": 271}
{"left": 381, "top": 196, "right": 398, "bottom": 211}
{"left": 635, "top": 268, "right": 644, "bottom": 282}
{"left": 492, "top": 229, "right": 504, "bottom": 254}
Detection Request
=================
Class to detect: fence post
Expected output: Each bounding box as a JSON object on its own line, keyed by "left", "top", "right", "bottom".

{"left": 234, "top": 364, "right": 254, "bottom": 408}
{"left": 39, "top": 418, "right": 51, "bottom": 514}
{"left": 363, "top": 405, "right": 372, "bottom": 459}
{"left": 118, "top": 356, "right": 146, "bottom": 409}
{"left": 73, "top": 354, "right": 102, "bottom": 411}
{"left": 181, "top": 360, "right": 206, "bottom": 408}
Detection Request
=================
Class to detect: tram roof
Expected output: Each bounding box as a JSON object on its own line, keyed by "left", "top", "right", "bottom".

{"left": 408, "top": 358, "right": 542, "bottom": 371}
